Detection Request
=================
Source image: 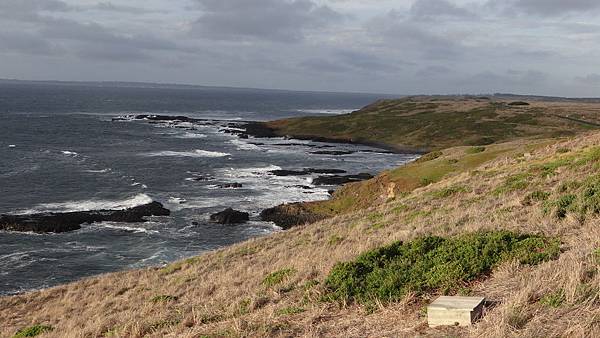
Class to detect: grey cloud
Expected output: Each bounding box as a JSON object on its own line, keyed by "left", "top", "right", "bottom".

{"left": 191, "top": 0, "right": 341, "bottom": 42}
{"left": 300, "top": 59, "right": 352, "bottom": 73}
{"left": 299, "top": 50, "right": 402, "bottom": 74}
{"left": 575, "top": 74, "right": 600, "bottom": 85}
{"left": 41, "top": 18, "right": 178, "bottom": 51}
{"left": 0, "top": 0, "right": 71, "bottom": 13}
{"left": 0, "top": 31, "right": 63, "bottom": 56}
{"left": 410, "top": 0, "right": 475, "bottom": 19}
{"left": 416, "top": 65, "right": 453, "bottom": 78}
{"left": 367, "top": 11, "right": 464, "bottom": 60}
{"left": 489, "top": 0, "right": 600, "bottom": 16}
{"left": 464, "top": 69, "right": 547, "bottom": 88}
{"left": 91, "top": 2, "right": 162, "bottom": 14}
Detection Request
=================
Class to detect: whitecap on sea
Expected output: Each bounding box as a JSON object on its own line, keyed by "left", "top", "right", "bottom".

{"left": 142, "top": 150, "right": 230, "bottom": 158}
{"left": 11, "top": 193, "right": 154, "bottom": 214}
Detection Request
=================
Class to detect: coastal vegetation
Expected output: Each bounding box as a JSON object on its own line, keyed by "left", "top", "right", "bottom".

{"left": 2, "top": 97, "right": 600, "bottom": 337}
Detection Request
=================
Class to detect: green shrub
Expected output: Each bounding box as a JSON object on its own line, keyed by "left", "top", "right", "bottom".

{"left": 263, "top": 268, "right": 296, "bottom": 288}
{"left": 12, "top": 325, "right": 54, "bottom": 338}
{"left": 151, "top": 295, "right": 178, "bottom": 303}
{"left": 276, "top": 306, "right": 305, "bottom": 316}
{"left": 328, "top": 235, "right": 344, "bottom": 245}
{"left": 544, "top": 194, "right": 577, "bottom": 218}
{"left": 523, "top": 190, "right": 550, "bottom": 205}
{"left": 431, "top": 185, "right": 470, "bottom": 198}
{"left": 324, "top": 231, "right": 560, "bottom": 304}
{"left": 466, "top": 146, "right": 486, "bottom": 154}
{"left": 539, "top": 290, "right": 565, "bottom": 308}
{"left": 532, "top": 158, "right": 572, "bottom": 177}
{"left": 420, "top": 177, "right": 435, "bottom": 186}
{"left": 415, "top": 151, "right": 443, "bottom": 163}
{"left": 494, "top": 173, "right": 531, "bottom": 195}
{"left": 580, "top": 178, "right": 600, "bottom": 215}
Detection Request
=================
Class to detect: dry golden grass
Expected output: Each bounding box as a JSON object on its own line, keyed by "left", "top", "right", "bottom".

{"left": 2, "top": 133, "right": 600, "bottom": 337}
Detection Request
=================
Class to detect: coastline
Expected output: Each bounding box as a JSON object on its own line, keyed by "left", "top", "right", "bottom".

{"left": 243, "top": 121, "right": 428, "bottom": 154}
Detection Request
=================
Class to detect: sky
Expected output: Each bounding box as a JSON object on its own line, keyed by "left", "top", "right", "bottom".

{"left": 1, "top": 0, "right": 600, "bottom": 96}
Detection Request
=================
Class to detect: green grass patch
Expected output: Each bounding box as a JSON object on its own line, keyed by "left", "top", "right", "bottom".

{"left": 275, "top": 306, "right": 306, "bottom": 316}
{"left": 415, "top": 151, "right": 443, "bottom": 163}
{"left": 523, "top": 190, "right": 551, "bottom": 205}
{"left": 328, "top": 235, "right": 344, "bottom": 246}
{"left": 539, "top": 290, "right": 565, "bottom": 308}
{"left": 466, "top": 146, "right": 486, "bottom": 154}
{"left": 544, "top": 194, "right": 577, "bottom": 218}
{"left": 431, "top": 185, "right": 471, "bottom": 198}
{"left": 494, "top": 173, "right": 531, "bottom": 195}
{"left": 324, "top": 231, "right": 560, "bottom": 304}
{"left": 12, "top": 325, "right": 54, "bottom": 338}
{"left": 544, "top": 175, "right": 600, "bottom": 218}
{"left": 263, "top": 268, "right": 296, "bottom": 288}
{"left": 531, "top": 158, "right": 573, "bottom": 177}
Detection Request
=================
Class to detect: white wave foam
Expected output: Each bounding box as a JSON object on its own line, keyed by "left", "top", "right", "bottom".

{"left": 297, "top": 109, "right": 356, "bottom": 115}
{"left": 61, "top": 150, "right": 78, "bottom": 156}
{"left": 229, "top": 139, "right": 261, "bottom": 151}
{"left": 101, "top": 223, "right": 159, "bottom": 234}
{"left": 12, "top": 193, "right": 154, "bottom": 214}
{"left": 168, "top": 197, "right": 187, "bottom": 204}
{"left": 222, "top": 165, "right": 281, "bottom": 178}
{"left": 175, "top": 132, "right": 208, "bottom": 139}
{"left": 8, "top": 144, "right": 16, "bottom": 148}
{"left": 84, "top": 168, "right": 111, "bottom": 173}
{"left": 142, "top": 149, "right": 230, "bottom": 158}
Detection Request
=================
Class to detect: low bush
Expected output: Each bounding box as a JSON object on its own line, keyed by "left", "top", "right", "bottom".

{"left": 415, "top": 151, "right": 443, "bottom": 163}
{"left": 544, "top": 176, "right": 600, "bottom": 218}
{"left": 12, "top": 325, "right": 53, "bottom": 338}
{"left": 466, "top": 146, "right": 486, "bottom": 154}
{"left": 431, "top": 185, "right": 471, "bottom": 198}
{"left": 539, "top": 289, "right": 565, "bottom": 308}
{"left": 494, "top": 173, "right": 531, "bottom": 195}
{"left": 324, "top": 231, "right": 560, "bottom": 304}
{"left": 263, "top": 268, "right": 296, "bottom": 288}
{"left": 523, "top": 190, "right": 551, "bottom": 205}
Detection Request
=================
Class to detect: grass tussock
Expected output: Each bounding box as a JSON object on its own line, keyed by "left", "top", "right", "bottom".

{"left": 262, "top": 268, "right": 296, "bottom": 288}
{"left": 12, "top": 325, "right": 53, "bottom": 338}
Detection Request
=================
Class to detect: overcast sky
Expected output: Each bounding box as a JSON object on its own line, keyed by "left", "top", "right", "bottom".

{"left": 1, "top": 0, "right": 600, "bottom": 96}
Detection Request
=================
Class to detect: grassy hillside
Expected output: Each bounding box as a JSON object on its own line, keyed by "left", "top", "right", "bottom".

{"left": 266, "top": 97, "right": 600, "bottom": 152}
{"left": 265, "top": 97, "right": 600, "bottom": 221}
{"left": 2, "top": 129, "right": 600, "bottom": 337}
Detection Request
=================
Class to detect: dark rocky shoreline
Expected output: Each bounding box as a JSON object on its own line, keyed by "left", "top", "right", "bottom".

{"left": 0, "top": 114, "right": 382, "bottom": 234}
{"left": 0, "top": 202, "right": 170, "bottom": 233}
{"left": 112, "top": 114, "right": 386, "bottom": 229}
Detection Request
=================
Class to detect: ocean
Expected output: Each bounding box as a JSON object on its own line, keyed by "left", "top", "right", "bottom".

{"left": 0, "top": 81, "right": 416, "bottom": 295}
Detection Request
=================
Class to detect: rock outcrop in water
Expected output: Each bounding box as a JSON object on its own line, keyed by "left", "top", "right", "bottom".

{"left": 312, "top": 173, "right": 373, "bottom": 186}
{"left": 269, "top": 168, "right": 347, "bottom": 177}
{"left": 210, "top": 208, "right": 249, "bottom": 224}
{"left": 0, "top": 202, "right": 170, "bottom": 233}
{"left": 260, "top": 203, "right": 327, "bottom": 229}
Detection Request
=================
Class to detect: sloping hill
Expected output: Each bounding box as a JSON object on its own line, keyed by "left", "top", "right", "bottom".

{"left": 2, "top": 127, "right": 600, "bottom": 338}
{"left": 261, "top": 97, "right": 600, "bottom": 223}
{"left": 265, "top": 96, "right": 600, "bottom": 152}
